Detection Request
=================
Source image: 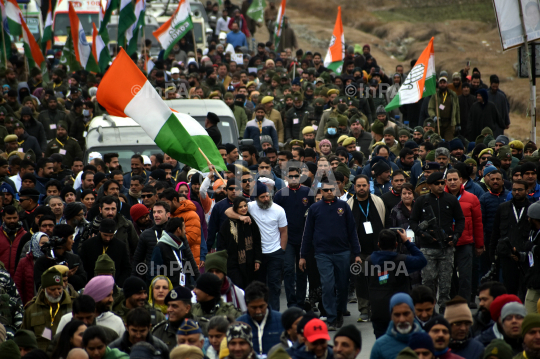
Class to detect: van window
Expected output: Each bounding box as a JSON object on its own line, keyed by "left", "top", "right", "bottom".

{"left": 107, "top": 24, "right": 160, "bottom": 49}
{"left": 54, "top": 13, "right": 98, "bottom": 36}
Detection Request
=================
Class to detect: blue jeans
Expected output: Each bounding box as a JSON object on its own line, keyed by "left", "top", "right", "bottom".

{"left": 258, "top": 249, "right": 285, "bottom": 311}
{"left": 284, "top": 242, "right": 308, "bottom": 308}
{"left": 315, "top": 251, "right": 350, "bottom": 324}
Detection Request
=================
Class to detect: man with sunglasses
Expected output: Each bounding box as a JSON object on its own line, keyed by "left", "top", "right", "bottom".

{"left": 207, "top": 178, "right": 242, "bottom": 250}
{"left": 274, "top": 167, "right": 313, "bottom": 309}
{"left": 410, "top": 172, "right": 465, "bottom": 314}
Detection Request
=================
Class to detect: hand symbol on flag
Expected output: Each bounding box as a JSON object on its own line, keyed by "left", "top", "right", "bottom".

{"left": 402, "top": 63, "right": 425, "bottom": 90}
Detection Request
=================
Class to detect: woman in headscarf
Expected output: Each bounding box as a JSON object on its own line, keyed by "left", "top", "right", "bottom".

{"left": 148, "top": 276, "right": 173, "bottom": 315}
{"left": 14, "top": 232, "right": 49, "bottom": 304}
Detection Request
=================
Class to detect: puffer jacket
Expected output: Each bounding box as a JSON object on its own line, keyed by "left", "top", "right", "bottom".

{"left": 445, "top": 185, "right": 484, "bottom": 248}
{"left": 131, "top": 223, "right": 167, "bottom": 283}
{"left": 173, "top": 200, "right": 201, "bottom": 264}
{"left": 480, "top": 189, "right": 509, "bottom": 235}
{"left": 0, "top": 225, "right": 27, "bottom": 277}
{"left": 14, "top": 252, "right": 35, "bottom": 304}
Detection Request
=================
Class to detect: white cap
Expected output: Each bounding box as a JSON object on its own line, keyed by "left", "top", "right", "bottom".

{"left": 171, "top": 67, "right": 180, "bottom": 74}
{"left": 88, "top": 152, "right": 103, "bottom": 162}
{"left": 219, "top": 32, "right": 227, "bottom": 40}
{"left": 142, "top": 155, "right": 151, "bottom": 165}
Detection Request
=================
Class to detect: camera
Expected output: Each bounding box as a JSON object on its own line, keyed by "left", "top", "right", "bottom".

{"left": 40, "top": 236, "right": 66, "bottom": 259}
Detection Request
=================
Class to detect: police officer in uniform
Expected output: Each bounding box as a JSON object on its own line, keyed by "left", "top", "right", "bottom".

{"left": 44, "top": 121, "right": 83, "bottom": 168}
{"left": 415, "top": 162, "right": 441, "bottom": 189}
{"left": 152, "top": 285, "right": 197, "bottom": 351}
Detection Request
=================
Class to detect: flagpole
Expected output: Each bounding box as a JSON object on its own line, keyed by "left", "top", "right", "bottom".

{"left": 198, "top": 147, "right": 224, "bottom": 181}
{"left": 434, "top": 93, "right": 441, "bottom": 136}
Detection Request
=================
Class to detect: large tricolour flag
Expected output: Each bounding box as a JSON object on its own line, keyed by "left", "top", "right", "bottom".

{"left": 323, "top": 6, "right": 345, "bottom": 74}
{"left": 5, "top": 0, "right": 21, "bottom": 36}
{"left": 273, "top": 0, "right": 286, "bottom": 49}
{"left": 0, "top": 0, "right": 13, "bottom": 61}
{"left": 20, "top": 14, "right": 48, "bottom": 82}
{"left": 69, "top": 2, "right": 100, "bottom": 72}
{"left": 41, "top": 0, "right": 53, "bottom": 51}
{"left": 385, "top": 37, "right": 436, "bottom": 112}
{"left": 92, "top": 23, "right": 111, "bottom": 73}
{"left": 96, "top": 48, "right": 226, "bottom": 172}
{"left": 153, "top": 0, "right": 193, "bottom": 58}
{"left": 118, "top": 0, "right": 136, "bottom": 48}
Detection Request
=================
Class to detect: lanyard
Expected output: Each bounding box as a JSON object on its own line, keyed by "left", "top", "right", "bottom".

{"left": 103, "top": 246, "right": 108, "bottom": 254}
{"left": 50, "top": 304, "right": 60, "bottom": 327}
{"left": 457, "top": 194, "right": 462, "bottom": 201}
{"left": 513, "top": 205, "right": 525, "bottom": 223}
{"left": 442, "top": 91, "right": 448, "bottom": 104}
{"left": 56, "top": 137, "right": 69, "bottom": 147}
{"left": 172, "top": 249, "right": 184, "bottom": 271}
{"left": 358, "top": 201, "right": 369, "bottom": 220}
{"left": 530, "top": 229, "right": 540, "bottom": 243}
{"left": 18, "top": 140, "right": 24, "bottom": 146}
{"left": 257, "top": 120, "right": 263, "bottom": 134}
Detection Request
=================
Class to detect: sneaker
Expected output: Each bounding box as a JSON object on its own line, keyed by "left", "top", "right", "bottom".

{"left": 320, "top": 316, "right": 327, "bottom": 322}
{"left": 343, "top": 310, "right": 351, "bottom": 316}
{"left": 327, "top": 322, "right": 337, "bottom": 331}
{"left": 348, "top": 292, "right": 358, "bottom": 303}
{"left": 357, "top": 313, "right": 369, "bottom": 322}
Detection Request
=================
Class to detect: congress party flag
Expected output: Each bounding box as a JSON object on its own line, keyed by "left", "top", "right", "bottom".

{"left": 323, "top": 6, "right": 345, "bottom": 74}
{"left": 385, "top": 37, "right": 436, "bottom": 111}
{"left": 5, "top": 0, "right": 21, "bottom": 36}
{"left": 92, "top": 23, "right": 111, "bottom": 73}
{"left": 273, "top": 0, "right": 286, "bottom": 49}
{"left": 126, "top": 0, "right": 145, "bottom": 55}
{"left": 96, "top": 48, "right": 226, "bottom": 172}
{"left": 118, "top": 0, "right": 136, "bottom": 48}
{"left": 42, "top": 0, "right": 53, "bottom": 51}
{"left": 153, "top": 0, "right": 193, "bottom": 58}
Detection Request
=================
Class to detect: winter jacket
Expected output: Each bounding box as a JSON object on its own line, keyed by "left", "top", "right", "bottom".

{"left": 230, "top": 105, "right": 248, "bottom": 136}
{"left": 409, "top": 191, "right": 466, "bottom": 249}
{"left": 17, "top": 132, "right": 43, "bottom": 159}
{"left": 301, "top": 198, "right": 361, "bottom": 257}
{"left": 37, "top": 109, "right": 69, "bottom": 140}
{"left": 370, "top": 321, "right": 424, "bottom": 359}
{"left": 21, "top": 114, "right": 47, "bottom": 150}
{"left": 449, "top": 336, "right": 484, "bottom": 359}
{"left": 237, "top": 309, "right": 284, "bottom": 356}
{"left": 34, "top": 251, "right": 87, "bottom": 290}
{"left": 475, "top": 323, "right": 523, "bottom": 355}
{"left": 487, "top": 89, "right": 510, "bottom": 128}
{"left": 389, "top": 201, "right": 413, "bottom": 229}
{"left": 112, "top": 213, "right": 140, "bottom": 260}
{"left": 464, "top": 180, "right": 485, "bottom": 199}
{"left": 207, "top": 198, "right": 234, "bottom": 249}
{"left": 151, "top": 231, "right": 200, "bottom": 286}
{"left": 490, "top": 198, "right": 531, "bottom": 261}
{"left": 14, "top": 252, "right": 36, "bottom": 304}
{"left": 191, "top": 298, "right": 242, "bottom": 333}
{"left": 444, "top": 185, "right": 484, "bottom": 248}
{"left": 428, "top": 89, "right": 460, "bottom": 126}
{"left": 480, "top": 189, "right": 509, "bottom": 236}
{"left": 110, "top": 331, "right": 169, "bottom": 359}
{"left": 468, "top": 100, "right": 505, "bottom": 140}
{"left": 172, "top": 200, "right": 201, "bottom": 265}
{"left": 0, "top": 225, "right": 26, "bottom": 277}
{"left": 349, "top": 130, "right": 373, "bottom": 159}
{"left": 273, "top": 185, "right": 313, "bottom": 244}
{"left": 285, "top": 102, "right": 314, "bottom": 141}
{"left": 130, "top": 223, "right": 166, "bottom": 281}
{"left": 458, "top": 94, "right": 476, "bottom": 139}
{"left": 68, "top": 111, "right": 88, "bottom": 148}
{"left": 80, "top": 234, "right": 132, "bottom": 287}
{"left": 244, "top": 118, "right": 279, "bottom": 151}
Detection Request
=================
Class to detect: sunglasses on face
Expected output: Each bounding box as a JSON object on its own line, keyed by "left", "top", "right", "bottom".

{"left": 321, "top": 188, "right": 334, "bottom": 192}
{"left": 435, "top": 181, "right": 446, "bottom": 186}
{"left": 227, "top": 187, "right": 237, "bottom": 191}
{"left": 141, "top": 194, "right": 154, "bottom": 199}
{"left": 288, "top": 175, "right": 300, "bottom": 178}
{"left": 242, "top": 179, "right": 254, "bottom": 183}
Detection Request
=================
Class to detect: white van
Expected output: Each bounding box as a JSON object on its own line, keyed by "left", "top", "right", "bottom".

{"left": 53, "top": 0, "right": 104, "bottom": 48}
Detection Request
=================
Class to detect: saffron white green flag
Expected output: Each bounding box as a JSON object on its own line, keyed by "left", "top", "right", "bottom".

{"left": 42, "top": 0, "right": 53, "bottom": 51}
{"left": 153, "top": 0, "right": 193, "bottom": 58}
{"left": 324, "top": 6, "right": 345, "bottom": 75}
{"left": 126, "top": 0, "right": 145, "bottom": 55}
{"left": 96, "top": 48, "right": 226, "bottom": 172}
{"left": 385, "top": 37, "right": 436, "bottom": 112}
{"left": 92, "top": 23, "right": 111, "bottom": 73}
{"left": 5, "top": 0, "right": 21, "bottom": 36}
{"left": 69, "top": 3, "right": 100, "bottom": 72}
{"left": 118, "top": 0, "right": 136, "bottom": 48}
{"left": 273, "top": 0, "right": 286, "bottom": 49}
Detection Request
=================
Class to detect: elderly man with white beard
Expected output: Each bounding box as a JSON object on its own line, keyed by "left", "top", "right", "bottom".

{"left": 225, "top": 180, "right": 288, "bottom": 311}
{"left": 370, "top": 293, "right": 424, "bottom": 359}
{"left": 21, "top": 267, "right": 74, "bottom": 350}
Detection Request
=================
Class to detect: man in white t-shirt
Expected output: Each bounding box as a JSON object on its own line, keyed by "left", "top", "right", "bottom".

{"left": 225, "top": 181, "right": 288, "bottom": 311}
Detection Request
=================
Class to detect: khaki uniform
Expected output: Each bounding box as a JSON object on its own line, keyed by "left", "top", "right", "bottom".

{"left": 21, "top": 290, "right": 73, "bottom": 351}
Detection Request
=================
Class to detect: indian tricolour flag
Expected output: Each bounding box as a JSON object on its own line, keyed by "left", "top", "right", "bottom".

{"left": 323, "top": 6, "right": 345, "bottom": 74}
{"left": 153, "top": 0, "right": 193, "bottom": 58}
{"left": 5, "top": 0, "right": 21, "bottom": 36}
{"left": 126, "top": 0, "right": 145, "bottom": 56}
{"left": 41, "top": 0, "right": 53, "bottom": 51}
{"left": 20, "top": 14, "right": 48, "bottom": 82}
{"left": 0, "top": 0, "right": 13, "bottom": 61}
{"left": 100, "top": 0, "right": 117, "bottom": 45}
{"left": 273, "top": 0, "right": 286, "bottom": 49}
{"left": 118, "top": 0, "right": 136, "bottom": 48}
{"left": 69, "top": 2, "right": 100, "bottom": 72}
{"left": 385, "top": 37, "right": 436, "bottom": 112}
{"left": 92, "top": 23, "right": 111, "bottom": 73}
{"left": 96, "top": 48, "right": 226, "bottom": 172}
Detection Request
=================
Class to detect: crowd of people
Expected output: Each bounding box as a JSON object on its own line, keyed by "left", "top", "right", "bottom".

{"left": 0, "top": 0, "right": 536, "bottom": 358}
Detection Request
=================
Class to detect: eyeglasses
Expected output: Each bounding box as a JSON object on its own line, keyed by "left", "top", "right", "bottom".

{"left": 242, "top": 179, "right": 254, "bottom": 183}
{"left": 288, "top": 175, "right": 300, "bottom": 178}
{"left": 321, "top": 188, "right": 334, "bottom": 192}
{"left": 141, "top": 194, "right": 154, "bottom": 199}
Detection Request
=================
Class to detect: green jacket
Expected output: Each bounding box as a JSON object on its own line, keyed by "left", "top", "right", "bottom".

{"left": 231, "top": 105, "right": 248, "bottom": 137}
{"left": 21, "top": 290, "right": 73, "bottom": 351}
{"left": 428, "top": 89, "right": 460, "bottom": 126}
{"left": 44, "top": 136, "right": 83, "bottom": 167}
{"left": 37, "top": 109, "right": 69, "bottom": 140}
{"left": 44, "top": 81, "right": 69, "bottom": 97}
{"left": 112, "top": 299, "right": 165, "bottom": 326}
{"left": 191, "top": 299, "right": 242, "bottom": 334}
{"left": 152, "top": 313, "right": 197, "bottom": 351}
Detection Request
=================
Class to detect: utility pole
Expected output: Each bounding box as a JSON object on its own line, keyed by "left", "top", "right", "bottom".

{"left": 518, "top": 0, "right": 536, "bottom": 142}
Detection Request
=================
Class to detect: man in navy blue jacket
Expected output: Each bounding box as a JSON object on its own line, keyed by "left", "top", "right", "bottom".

{"left": 274, "top": 166, "right": 314, "bottom": 308}
{"left": 207, "top": 178, "right": 242, "bottom": 249}
{"left": 300, "top": 177, "right": 361, "bottom": 331}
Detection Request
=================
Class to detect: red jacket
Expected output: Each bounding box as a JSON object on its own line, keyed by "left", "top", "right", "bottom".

{"left": 445, "top": 185, "right": 484, "bottom": 248}
{"left": 14, "top": 253, "right": 35, "bottom": 305}
{"left": 0, "top": 226, "right": 27, "bottom": 277}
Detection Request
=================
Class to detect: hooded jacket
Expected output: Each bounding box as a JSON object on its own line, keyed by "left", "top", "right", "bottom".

{"left": 20, "top": 106, "right": 47, "bottom": 150}
{"left": 468, "top": 89, "right": 505, "bottom": 139}
{"left": 151, "top": 231, "right": 200, "bottom": 285}
{"left": 444, "top": 185, "right": 484, "bottom": 248}
{"left": 172, "top": 200, "right": 202, "bottom": 264}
